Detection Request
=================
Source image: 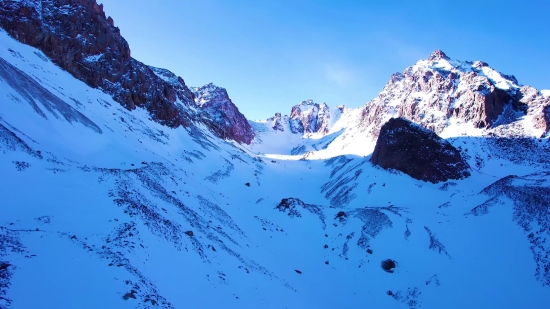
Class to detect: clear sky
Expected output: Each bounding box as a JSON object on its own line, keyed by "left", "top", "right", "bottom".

{"left": 99, "top": 0, "right": 550, "bottom": 120}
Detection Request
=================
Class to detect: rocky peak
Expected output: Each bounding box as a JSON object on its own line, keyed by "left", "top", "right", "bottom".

{"left": 371, "top": 117, "right": 471, "bottom": 183}
{"left": 472, "top": 60, "right": 489, "bottom": 68}
{"left": 519, "top": 86, "right": 550, "bottom": 137}
{"left": 0, "top": 0, "right": 195, "bottom": 128}
{"left": 360, "top": 50, "right": 538, "bottom": 139}
{"left": 191, "top": 83, "right": 255, "bottom": 144}
{"left": 427, "top": 49, "right": 450, "bottom": 61}
{"left": 191, "top": 83, "right": 230, "bottom": 108}
{"left": 289, "top": 100, "right": 320, "bottom": 134}
{"left": 259, "top": 100, "right": 343, "bottom": 136}
{"left": 268, "top": 113, "right": 285, "bottom": 132}
{"left": 0, "top": 0, "right": 259, "bottom": 144}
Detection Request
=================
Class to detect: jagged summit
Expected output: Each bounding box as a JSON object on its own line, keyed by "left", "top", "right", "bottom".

{"left": 358, "top": 50, "right": 550, "bottom": 139}
{"left": 190, "top": 83, "right": 228, "bottom": 107}
{"left": 256, "top": 100, "right": 345, "bottom": 136}
{"left": 427, "top": 49, "right": 450, "bottom": 61}
{"left": 191, "top": 83, "right": 255, "bottom": 144}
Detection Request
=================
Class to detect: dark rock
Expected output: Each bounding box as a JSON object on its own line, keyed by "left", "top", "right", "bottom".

{"left": 336, "top": 211, "right": 347, "bottom": 218}
{"left": 122, "top": 290, "right": 137, "bottom": 300}
{"left": 367, "top": 248, "right": 373, "bottom": 254}
{"left": 245, "top": 182, "right": 250, "bottom": 187}
{"left": 267, "top": 100, "right": 341, "bottom": 136}
{"left": 371, "top": 117, "right": 471, "bottom": 183}
{"left": 191, "top": 83, "right": 255, "bottom": 144}
{"left": 184, "top": 230, "right": 194, "bottom": 237}
{"left": 294, "top": 269, "right": 302, "bottom": 274}
{"left": 275, "top": 198, "right": 326, "bottom": 227}
{"left": 0, "top": 0, "right": 196, "bottom": 129}
{"left": 381, "top": 259, "right": 397, "bottom": 273}
{"left": 269, "top": 113, "right": 285, "bottom": 131}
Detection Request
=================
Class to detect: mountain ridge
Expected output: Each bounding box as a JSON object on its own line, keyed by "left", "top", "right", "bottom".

{"left": 248, "top": 49, "right": 549, "bottom": 159}
{"left": 0, "top": 0, "right": 255, "bottom": 144}
{"left": 0, "top": 1, "right": 550, "bottom": 309}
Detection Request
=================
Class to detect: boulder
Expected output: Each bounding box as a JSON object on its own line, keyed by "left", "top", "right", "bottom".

{"left": 371, "top": 117, "right": 470, "bottom": 183}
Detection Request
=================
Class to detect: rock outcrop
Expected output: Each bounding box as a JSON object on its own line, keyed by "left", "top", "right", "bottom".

{"left": 360, "top": 50, "right": 530, "bottom": 139}
{"left": 289, "top": 100, "right": 336, "bottom": 134}
{"left": 269, "top": 113, "right": 286, "bottom": 131}
{"left": 0, "top": 0, "right": 195, "bottom": 127}
{"left": 518, "top": 86, "right": 550, "bottom": 137}
{"left": 191, "top": 83, "right": 255, "bottom": 144}
{"left": 371, "top": 117, "right": 471, "bottom": 183}
{"left": 263, "top": 100, "right": 344, "bottom": 135}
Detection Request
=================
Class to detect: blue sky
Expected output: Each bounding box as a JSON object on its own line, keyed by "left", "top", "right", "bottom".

{"left": 100, "top": 0, "right": 550, "bottom": 120}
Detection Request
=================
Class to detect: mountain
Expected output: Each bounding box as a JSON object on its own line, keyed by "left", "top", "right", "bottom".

{"left": 250, "top": 49, "right": 549, "bottom": 159}
{"left": 256, "top": 100, "right": 345, "bottom": 135}
{"left": 1, "top": 1, "right": 550, "bottom": 309}
{"left": 191, "top": 83, "right": 255, "bottom": 144}
{"left": 358, "top": 49, "right": 549, "bottom": 139}
{"left": 0, "top": 0, "right": 253, "bottom": 145}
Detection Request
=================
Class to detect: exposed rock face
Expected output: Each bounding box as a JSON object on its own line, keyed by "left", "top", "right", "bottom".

{"left": 518, "top": 86, "right": 550, "bottom": 137}
{"left": 360, "top": 50, "right": 530, "bottom": 139}
{"left": 289, "top": 100, "right": 319, "bottom": 134}
{"left": 289, "top": 100, "right": 335, "bottom": 134}
{"left": 427, "top": 49, "right": 450, "bottom": 61}
{"left": 371, "top": 117, "right": 471, "bottom": 183}
{"left": 191, "top": 83, "right": 255, "bottom": 144}
{"left": 0, "top": 0, "right": 195, "bottom": 127}
{"left": 264, "top": 100, "right": 343, "bottom": 135}
{"left": 269, "top": 113, "right": 286, "bottom": 131}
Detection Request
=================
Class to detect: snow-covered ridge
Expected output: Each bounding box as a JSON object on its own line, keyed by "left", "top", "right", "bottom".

{"left": 249, "top": 49, "right": 549, "bottom": 159}
{"left": 1, "top": 9, "right": 550, "bottom": 309}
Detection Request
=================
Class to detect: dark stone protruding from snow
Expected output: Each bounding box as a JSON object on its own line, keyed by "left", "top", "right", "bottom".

{"left": 294, "top": 269, "right": 302, "bottom": 274}
{"left": 381, "top": 259, "right": 397, "bottom": 273}
{"left": 336, "top": 211, "right": 347, "bottom": 218}
{"left": 371, "top": 117, "right": 471, "bottom": 183}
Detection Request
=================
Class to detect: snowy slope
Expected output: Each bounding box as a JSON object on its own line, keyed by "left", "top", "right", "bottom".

{"left": 250, "top": 50, "right": 549, "bottom": 159}
{"left": 1, "top": 27, "right": 550, "bottom": 309}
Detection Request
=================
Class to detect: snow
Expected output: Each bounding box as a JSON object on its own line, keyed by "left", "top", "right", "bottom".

{"left": 1, "top": 29, "right": 550, "bottom": 309}
{"left": 478, "top": 66, "right": 519, "bottom": 91}
{"left": 83, "top": 53, "right": 103, "bottom": 62}
{"left": 541, "top": 89, "right": 550, "bottom": 97}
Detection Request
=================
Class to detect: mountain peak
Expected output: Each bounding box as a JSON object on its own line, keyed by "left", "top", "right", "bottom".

{"left": 428, "top": 49, "right": 450, "bottom": 61}
{"left": 191, "top": 83, "right": 255, "bottom": 144}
